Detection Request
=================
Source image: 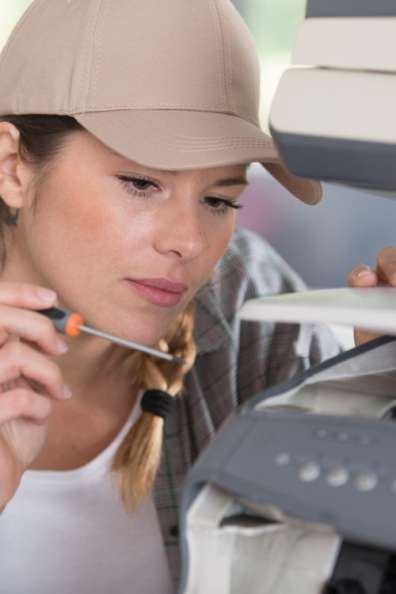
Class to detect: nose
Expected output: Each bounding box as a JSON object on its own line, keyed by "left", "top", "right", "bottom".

{"left": 153, "top": 196, "right": 208, "bottom": 260}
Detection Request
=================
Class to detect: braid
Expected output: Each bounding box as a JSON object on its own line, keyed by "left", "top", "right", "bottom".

{"left": 111, "top": 303, "right": 196, "bottom": 512}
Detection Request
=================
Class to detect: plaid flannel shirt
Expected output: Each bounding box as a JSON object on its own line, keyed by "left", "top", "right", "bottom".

{"left": 153, "top": 227, "right": 341, "bottom": 587}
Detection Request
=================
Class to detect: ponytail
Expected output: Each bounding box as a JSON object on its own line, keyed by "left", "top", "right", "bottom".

{"left": 111, "top": 303, "right": 196, "bottom": 512}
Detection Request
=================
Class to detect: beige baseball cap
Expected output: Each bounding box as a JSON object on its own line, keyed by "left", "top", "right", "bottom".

{"left": 0, "top": 0, "right": 322, "bottom": 205}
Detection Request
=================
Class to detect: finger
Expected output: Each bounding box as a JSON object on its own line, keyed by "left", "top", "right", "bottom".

{"left": 353, "top": 328, "right": 381, "bottom": 347}
{"left": 0, "top": 304, "right": 68, "bottom": 356}
{"left": 0, "top": 341, "right": 71, "bottom": 401}
{"left": 347, "top": 264, "right": 378, "bottom": 288}
{"left": 0, "top": 282, "right": 66, "bottom": 353}
{"left": 376, "top": 247, "right": 396, "bottom": 286}
{"left": 0, "top": 388, "right": 52, "bottom": 425}
{"left": 0, "top": 282, "right": 58, "bottom": 310}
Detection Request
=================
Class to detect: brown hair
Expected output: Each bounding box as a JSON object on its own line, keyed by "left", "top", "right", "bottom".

{"left": 112, "top": 304, "right": 196, "bottom": 511}
{"left": 0, "top": 115, "right": 82, "bottom": 267}
{"left": 0, "top": 114, "right": 197, "bottom": 510}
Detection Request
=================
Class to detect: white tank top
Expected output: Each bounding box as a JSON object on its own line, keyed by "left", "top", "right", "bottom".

{"left": 0, "top": 398, "right": 174, "bottom": 594}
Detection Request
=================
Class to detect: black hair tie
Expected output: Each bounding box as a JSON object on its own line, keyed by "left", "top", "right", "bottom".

{"left": 141, "top": 390, "right": 174, "bottom": 420}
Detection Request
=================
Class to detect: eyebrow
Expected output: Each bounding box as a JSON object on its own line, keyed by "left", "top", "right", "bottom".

{"left": 149, "top": 170, "right": 248, "bottom": 189}
{"left": 212, "top": 177, "right": 248, "bottom": 187}
{"left": 160, "top": 170, "right": 248, "bottom": 187}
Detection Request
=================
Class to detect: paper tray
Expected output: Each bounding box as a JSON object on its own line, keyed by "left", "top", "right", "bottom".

{"left": 238, "top": 287, "right": 396, "bottom": 336}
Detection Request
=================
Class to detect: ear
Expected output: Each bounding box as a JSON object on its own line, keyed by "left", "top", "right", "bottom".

{"left": 0, "top": 122, "right": 34, "bottom": 210}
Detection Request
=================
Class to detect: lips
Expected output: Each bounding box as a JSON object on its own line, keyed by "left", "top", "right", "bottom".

{"left": 124, "top": 277, "right": 188, "bottom": 307}
{"left": 128, "top": 278, "right": 188, "bottom": 294}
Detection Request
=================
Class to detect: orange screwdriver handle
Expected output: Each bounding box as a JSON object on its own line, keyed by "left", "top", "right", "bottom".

{"left": 40, "top": 307, "right": 84, "bottom": 337}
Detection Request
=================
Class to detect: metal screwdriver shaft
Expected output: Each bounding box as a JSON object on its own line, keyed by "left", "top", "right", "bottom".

{"left": 40, "top": 307, "right": 185, "bottom": 365}
{"left": 78, "top": 324, "right": 184, "bottom": 364}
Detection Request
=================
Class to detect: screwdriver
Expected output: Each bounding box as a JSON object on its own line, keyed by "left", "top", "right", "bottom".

{"left": 40, "top": 307, "right": 185, "bottom": 365}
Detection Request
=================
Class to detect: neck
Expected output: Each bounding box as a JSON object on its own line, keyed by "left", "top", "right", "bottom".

{"left": 54, "top": 333, "right": 140, "bottom": 408}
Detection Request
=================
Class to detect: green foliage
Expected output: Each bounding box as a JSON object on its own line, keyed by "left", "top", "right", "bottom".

{"left": 242, "top": 0, "right": 306, "bottom": 56}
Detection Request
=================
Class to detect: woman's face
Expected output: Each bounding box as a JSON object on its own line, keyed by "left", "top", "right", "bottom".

{"left": 9, "top": 130, "right": 248, "bottom": 346}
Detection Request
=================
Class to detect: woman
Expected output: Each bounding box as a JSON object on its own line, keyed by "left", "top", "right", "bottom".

{"left": 0, "top": 1, "right": 393, "bottom": 592}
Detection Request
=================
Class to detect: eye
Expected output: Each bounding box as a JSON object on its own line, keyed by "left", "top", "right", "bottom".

{"left": 203, "top": 196, "right": 242, "bottom": 215}
{"left": 117, "top": 175, "right": 159, "bottom": 197}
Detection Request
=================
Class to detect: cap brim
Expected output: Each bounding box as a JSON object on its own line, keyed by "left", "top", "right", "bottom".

{"left": 75, "top": 110, "right": 322, "bottom": 205}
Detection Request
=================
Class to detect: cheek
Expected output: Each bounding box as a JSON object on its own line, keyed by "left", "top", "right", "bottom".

{"left": 204, "top": 214, "right": 236, "bottom": 268}
{"left": 32, "top": 191, "right": 113, "bottom": 264}
{"left": 23, "top": 177, "right": 153, "bottom": 296}
{"left": 186, "top": 213, "right": 235, "bottom": 296}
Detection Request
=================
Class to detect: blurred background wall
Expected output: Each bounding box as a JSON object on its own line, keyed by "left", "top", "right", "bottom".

{"left": 0, "top": 0, "right": 395, "bottom": 291}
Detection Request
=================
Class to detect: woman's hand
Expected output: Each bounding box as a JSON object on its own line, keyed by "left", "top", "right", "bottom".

{"left": 347, "top": 247, "right": 396, "bottom": 346}
{"left": 0, "top": 283, "right": 71, "bottom": 509}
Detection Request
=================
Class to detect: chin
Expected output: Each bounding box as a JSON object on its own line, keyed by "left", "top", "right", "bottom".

{"left": 86, "top": 294, "right": 181, "bottom": 347}
{"left": 108, "top": 317, "right": 172, "bottom": 349}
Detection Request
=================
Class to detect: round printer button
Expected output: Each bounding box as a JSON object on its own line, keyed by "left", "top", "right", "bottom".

{"left": 326, "top": 467, "right": 349, "bottom": 487}
{"left": 299, "top": 462, "right": 320, "bottom": 482}
{"left": 316, "top": 429, "right": 328, "bottom": 439}
{"left": 337, "top": 432, "right": 349, "bottom": 442}
{"left": 275, "top": 453, "right": 291, "bottom": 466}
{"left": 354, "top": 472, "right": 378, "bottom": 492}
{"left": 358, "top": 435, "right": 372, "bottom": 446}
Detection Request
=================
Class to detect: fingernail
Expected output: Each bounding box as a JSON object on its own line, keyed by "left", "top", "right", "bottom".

{"left": 56, "top": 339, "right": 69, "bottom": 354}
{"left": 63, "top": 385, "right": 72, "bottom": 399}
{"left": 37, "top": 288, "right": 57, "bottom": 303}
{"left": 357, "top": 268, "right": 373, "bottom": 279}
